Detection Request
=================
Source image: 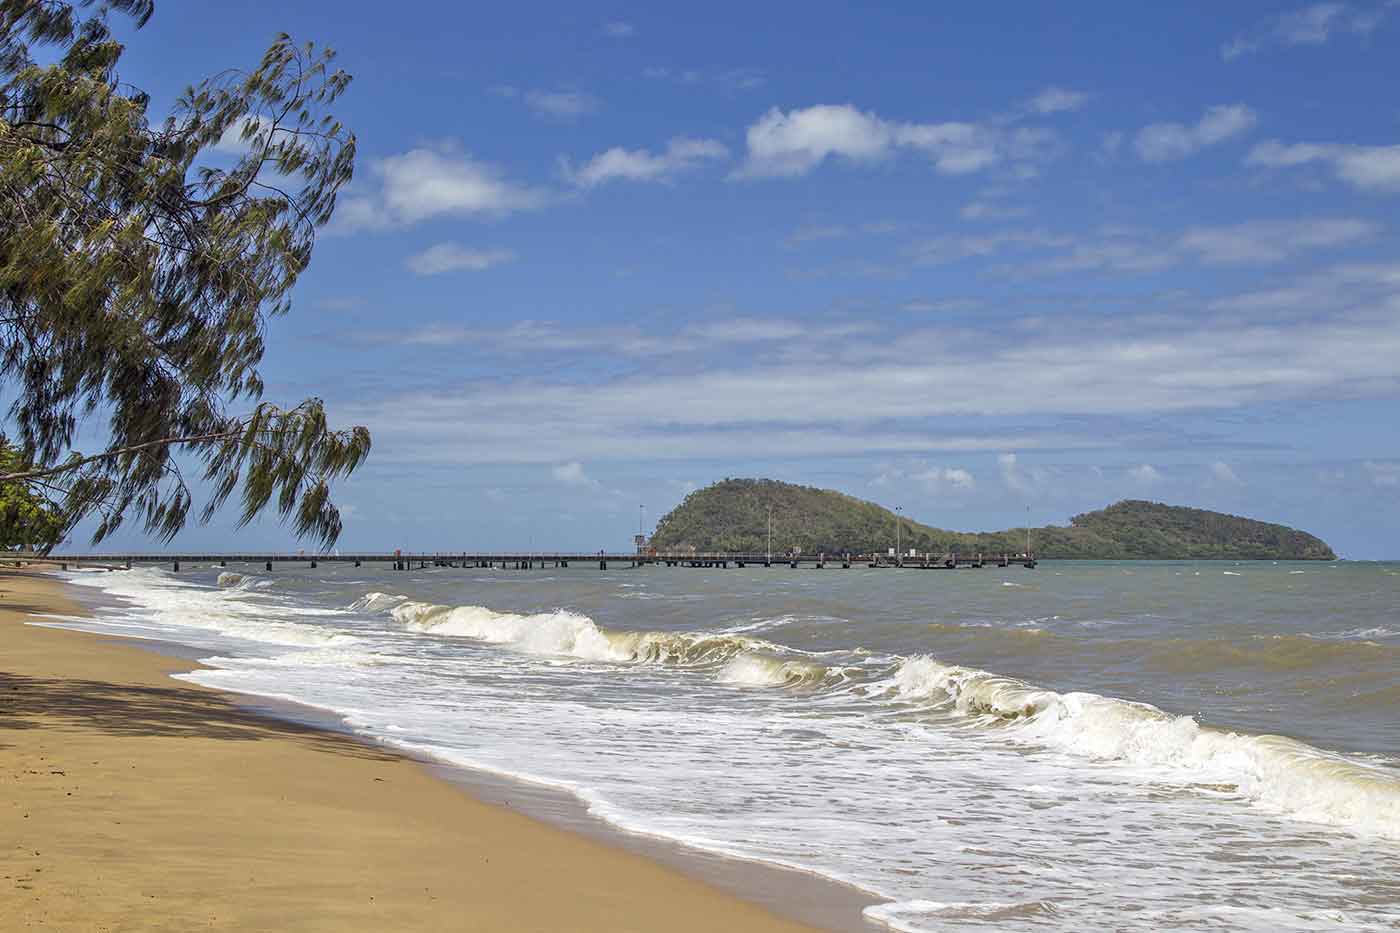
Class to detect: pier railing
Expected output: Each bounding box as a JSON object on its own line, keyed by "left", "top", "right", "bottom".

{"left": 22, "top": 550, "right": 1036, "bottom": 571}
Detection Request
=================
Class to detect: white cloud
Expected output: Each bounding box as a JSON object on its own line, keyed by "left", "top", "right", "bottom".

{"left": 960, "top": 201, "right": 1031, "bottom": 221}
{"left": 908, "top": 230, "right": 1068, "bottom": 265}
{"left": 602, "top": 21, "right": 635, "bottom": 37}
{"left": 912, "top": 466, "right": 976, "bottom": 491}
{"left": 643, "top": 67, "right": 766, "bottom": 91}
{"left": 1363, "top": 460, "right": 1400, "bottom": 486}
{"left": 1128, "top": 463, "right": 1163, "bottom": 484}
{"left": 1134, "top": 105, "right": 1258, "bottom": 162}
{"left": 552, "top": 461, "right": 597, "bottom": 486}
{"left": 562, "top": 137, "right": 728, "bottom": 188}
{"left": 1223, "top": 3, "right": 1394, "bottom": 60}
{"left": 999, "top": 453, "right": 1031, "bottom": 493}
{"left": 1027, "top": 87, "right": 1089, "bottom": 114}
{"left": 682, "top": 318, "right": 809, "bottom": 342}
{"left": 406, "top": 243, "right": 517, "bottom": 276}
{"left": 334, "top": 147, "right": 547, "bottom": 232}
{"left": 211, "top": 115, "right": 277, "bottom": 155}
{"left": 1022, "top": 237, "right": 1176, "bottom": 275}
{"left": 734, "top": 104, "right": 1055, "bottom": 179}
{"left": 1211, "top": 461, "right": 1243, "bottom": 484}
{"left": 1179, "top": 218, "right": 1378, "bottom": 264}
{"left": 1246, "top": 140, "right": 1400, "bottom": 192}
{"left": 495, "top": 86, "right": 600, "bottom": 119}
{"left": 338, "top": 263, "right": 1400, "bottom": 465}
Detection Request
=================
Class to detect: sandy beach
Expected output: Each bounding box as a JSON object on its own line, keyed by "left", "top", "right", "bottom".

{"left": 0, "top": 569, "right": 824, "bottom": 932}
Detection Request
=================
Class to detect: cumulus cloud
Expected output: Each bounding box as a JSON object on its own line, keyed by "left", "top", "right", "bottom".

{"left": 912, "top": 466, "right": 976, "bottom": 491}
{"left": 333, "top": 147, "right": 547, "bottom": 232}
{"left": 602, "top": 21, "right": 635, "bottom": 37}
{"left": 561, "top": 137, "right": 728, "bottom": 187}
{"left": 1179, "top": 218, "right": 1377, "bottom": 263}
{"left": 1128, "top": 463, "right": 1163, "bottom": 484}
{"left": 406, "top": 243, "right": 516, "bottom": 276}
{"left": 870, "top": 462, "right": 975, "bottom": 491}
{"left": 999, "top": 453, "right": 1033, "bottom": 493}
{"left": 1246, "top": 140, "right": 1400, "bottom": 191}
{"left": 1223, "top": 3, "right": 1394, "bottom": 60}
{"left": 1134, "top": 105, "right": 1258, "bottom": 162}
{"left": 734, "top": 104, "right": 1055, "bottom": 179}
{"left": 1211, "top": 461, "right": 1243, "bottom": 484}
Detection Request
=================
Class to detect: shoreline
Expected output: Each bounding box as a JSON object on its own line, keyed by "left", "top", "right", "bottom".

{"left": 2, "top": 568, "right": 879, "bottom": 932}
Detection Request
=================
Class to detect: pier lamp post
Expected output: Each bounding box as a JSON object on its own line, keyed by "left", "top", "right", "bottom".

{"left": 895, "top": 506, "right": 902, "bottom": 565}
{"left": 769, "top": 505, "right": 775, "bottom": 564}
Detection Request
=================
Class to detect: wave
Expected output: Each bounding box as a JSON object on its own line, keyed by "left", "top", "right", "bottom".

{"left": 215, "top": 571, "right": 274, "bottom": 593}
{"left": 866, "top": 899, "right": 1058, "bottom": 931}
{"left": 891, "top": 656, "right": 1400, "bottom": 839}
{"left": 357, "top": 588, "right": 1400, "bottom": 839}
{"left": 364, "top": 593, "right": 842, "bottom": 685}
{"left": 349, "top": 591, "right": 407, "bottom": 613}
{"left": 717, "top": 652, "right": 833, "bottom": 688}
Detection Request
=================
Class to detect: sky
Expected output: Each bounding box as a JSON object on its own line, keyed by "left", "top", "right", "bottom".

{"left": 53, "top": 1, "right": 1400, "bottom": 557}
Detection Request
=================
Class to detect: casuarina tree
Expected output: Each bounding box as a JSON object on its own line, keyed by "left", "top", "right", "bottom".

{"left": 0, "top": 0, "right": 370, "bottom": 548}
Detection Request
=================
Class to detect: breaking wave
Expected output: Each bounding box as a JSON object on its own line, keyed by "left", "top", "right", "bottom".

{"left": 362, "top": 594, "right": 841, "bottom": 685}
{"left": 354, "top": 589, "right": 1400, "bottom": 839}
{"left": 717, "top": 652, "right": 832, "bottom": 688}
{"left": 891, "top": 656, "right": 1400, "bottom": 839}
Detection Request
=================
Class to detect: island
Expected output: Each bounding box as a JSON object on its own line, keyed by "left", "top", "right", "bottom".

{"left": 648, "top": 479, "right": 1336, "bottom": 560}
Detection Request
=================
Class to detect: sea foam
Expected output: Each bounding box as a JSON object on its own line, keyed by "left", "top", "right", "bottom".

{"left": 891, "top": 655, "right": 1400, "bottom": 839}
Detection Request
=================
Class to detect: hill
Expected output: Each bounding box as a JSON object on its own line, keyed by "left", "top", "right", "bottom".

{"left": 648, "top": 479, "right": 1336, "bottom": 560}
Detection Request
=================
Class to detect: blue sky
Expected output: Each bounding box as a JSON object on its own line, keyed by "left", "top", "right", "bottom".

{"left": 68, "top": 1, "right": 1400, "bottom": 557}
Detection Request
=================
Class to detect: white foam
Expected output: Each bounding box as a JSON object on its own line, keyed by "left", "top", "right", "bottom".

{"left": 716, "top": 652, "right": 827, "bottom": 688}
{"left": 349, "top": 591, "right": 406, "bottom": 612}
{"left": 390, "top": 601, "right": 630, "bottom": 662}
{"left": 890, "top": 655, "right": 1400, "bottom": 839}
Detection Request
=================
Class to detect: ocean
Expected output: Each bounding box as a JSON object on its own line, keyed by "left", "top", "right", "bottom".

{"left": 51, "top": 560, "right": 1400, "bottom": 932}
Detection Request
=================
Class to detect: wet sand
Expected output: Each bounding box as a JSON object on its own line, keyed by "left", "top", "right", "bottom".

{"left": 1, "top": 569, "right": 831, "bottom": 932}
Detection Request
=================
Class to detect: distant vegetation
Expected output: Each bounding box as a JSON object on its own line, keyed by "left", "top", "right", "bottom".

{"left": 649, "top": 479, "right": 1336, "bottom": 560}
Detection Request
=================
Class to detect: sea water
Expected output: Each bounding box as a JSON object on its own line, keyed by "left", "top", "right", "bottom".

{"left": 53, "top": 561, "right": 1400, "bottom": 931}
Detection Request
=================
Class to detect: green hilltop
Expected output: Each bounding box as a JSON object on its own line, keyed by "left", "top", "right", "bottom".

{"left": 649, "top": 479, "right": 1337, "bottom": 560}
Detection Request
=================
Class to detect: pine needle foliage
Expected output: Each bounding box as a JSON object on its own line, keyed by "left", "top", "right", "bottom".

{"left": 0, "top": 1, "right": 369, "bottom": 548}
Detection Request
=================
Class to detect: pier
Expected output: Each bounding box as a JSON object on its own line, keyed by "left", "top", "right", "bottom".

{"left": 22, "top": 551, "right": 1037, "bottom": 571}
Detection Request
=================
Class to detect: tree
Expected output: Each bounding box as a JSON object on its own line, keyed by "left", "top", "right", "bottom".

{"left": 1, "top": 438, "right": 63, "bottom": 550}
{"left": 0, "top": 0, "right": 369, "bottom": 549}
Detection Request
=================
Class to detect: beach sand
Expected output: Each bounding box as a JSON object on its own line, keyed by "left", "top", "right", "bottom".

{"left": 0, "top": 569, "right": 826, "bottom": 932}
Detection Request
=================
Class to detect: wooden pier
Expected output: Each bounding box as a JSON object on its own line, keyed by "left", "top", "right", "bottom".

{"left": 28, "top": 551, "right": 1036, "bottom": 572}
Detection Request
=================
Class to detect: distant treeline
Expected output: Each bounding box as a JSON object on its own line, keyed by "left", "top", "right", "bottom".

{"left": 648, "top": 479, "right": 1337, "bottom": 560}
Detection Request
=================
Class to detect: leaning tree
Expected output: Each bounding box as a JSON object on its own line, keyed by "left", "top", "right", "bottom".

{"left": 0, "top": 0, "right": 369, "bottom": 551}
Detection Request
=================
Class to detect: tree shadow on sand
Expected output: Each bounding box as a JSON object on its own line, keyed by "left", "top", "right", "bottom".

{"left": 0, "top": 671, "right": 397, "bottom": 762}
